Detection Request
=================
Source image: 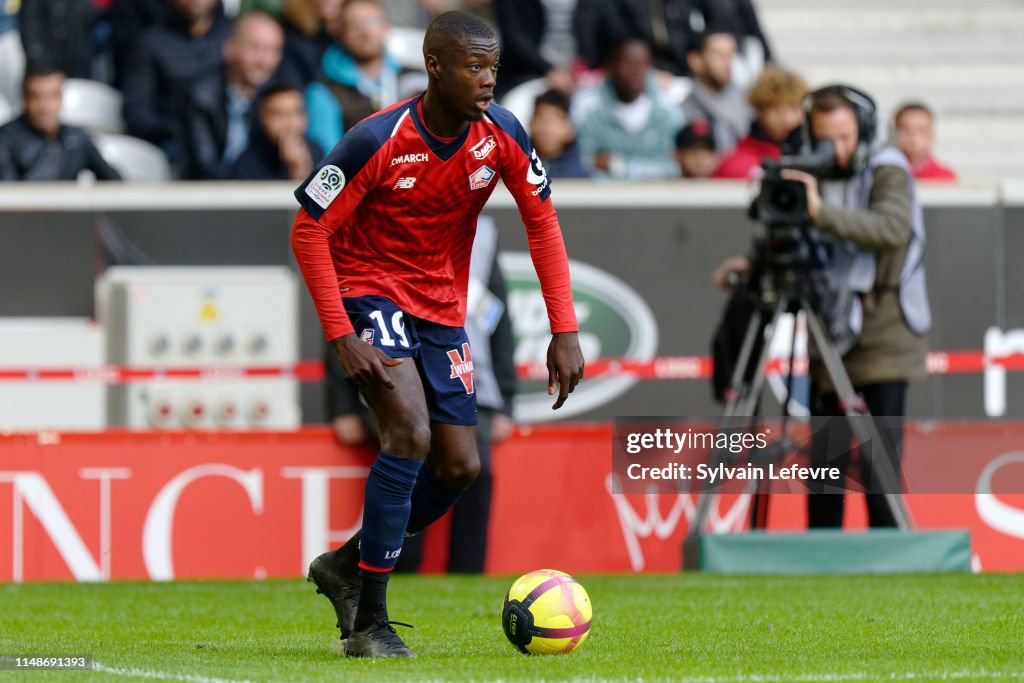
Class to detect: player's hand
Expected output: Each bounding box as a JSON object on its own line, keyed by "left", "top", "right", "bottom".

{"left": 333, "top": 334, "right": 403, "bottom": 390}
{"left": 780, "top": 169, "right": 822, "bottom": 220}
{"left": 332, "top": 414, "right": 369, "bottom": 445}
{"left": 547, "top": 332, "right": 585, "bottom": 410}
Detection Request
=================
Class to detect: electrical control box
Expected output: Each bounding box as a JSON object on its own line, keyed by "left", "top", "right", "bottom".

{"left": 96, "top": 267, "right": 300, "bottom": 429}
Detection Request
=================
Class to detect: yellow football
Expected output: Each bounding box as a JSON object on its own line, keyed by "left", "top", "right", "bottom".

{"left": 501, "top": 569, "right": 592, "bottom": 654}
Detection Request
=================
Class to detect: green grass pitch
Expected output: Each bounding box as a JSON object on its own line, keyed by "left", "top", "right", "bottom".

{"left": 2, "top": 574, "right": 1023, "bottom": 682}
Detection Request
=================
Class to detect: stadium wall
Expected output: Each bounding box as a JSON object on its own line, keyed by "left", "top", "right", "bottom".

{"left": 1, "top": 181, "right": 1022, "bottom": 422}
{"left": 2, "top": 424, "right": 1024, "bottom": 582}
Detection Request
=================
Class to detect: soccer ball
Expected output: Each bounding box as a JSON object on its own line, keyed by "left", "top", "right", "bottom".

{"left": 501, "top": 569, "right": 592, "bottom": 655}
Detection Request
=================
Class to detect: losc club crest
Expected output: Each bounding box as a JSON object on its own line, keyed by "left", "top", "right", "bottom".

{"left": 468, "top": 165, "right": 496, "bottom": 191}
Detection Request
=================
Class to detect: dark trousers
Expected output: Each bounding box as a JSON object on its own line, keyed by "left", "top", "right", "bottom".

{"left": 395, "top": 410, "right": 494, "bottom": 574}
{"left": 807, "top": 381, "right": 907, "bottom": 529}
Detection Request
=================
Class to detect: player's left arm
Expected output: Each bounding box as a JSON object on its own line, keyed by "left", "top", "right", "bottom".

{"left": 497, "top": 119, "right": 584, "bottom": 410}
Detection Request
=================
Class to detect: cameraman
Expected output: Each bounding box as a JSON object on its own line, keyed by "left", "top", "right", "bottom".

{"left": 712, "top": 85, "right": 931, "bottom": 529}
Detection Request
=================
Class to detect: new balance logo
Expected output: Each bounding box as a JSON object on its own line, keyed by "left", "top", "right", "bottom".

{"left": 390, "top": 153, "right": 429, "bottom": 167}
{"left": 393, "top": 177, "right": 417, "bottom": 190}
{"left": 470, "top": 135, "right": 496, "bottom": 160}
{"left": 447, "top": 343, "right": 475, "bottom": 394}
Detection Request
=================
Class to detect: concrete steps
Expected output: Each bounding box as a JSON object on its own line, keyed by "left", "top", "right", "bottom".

{"left": 753, "top": 0, "right": 1024, "bottom": 183}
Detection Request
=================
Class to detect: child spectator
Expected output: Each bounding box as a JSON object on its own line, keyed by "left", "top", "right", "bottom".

{"left": 675, "top": 120, "right": 717, "bottom": 178}
{"left": 895, "top": 101, "right": 956, "bottom": 182}
{"left": 230, "top": 82, "right": 322, "bottom": 179}
{"left": 530, "top": 89, "right": 588, "bottom": 179}
{"left": 713, "top": 65, "right": 805, "bottom": 179}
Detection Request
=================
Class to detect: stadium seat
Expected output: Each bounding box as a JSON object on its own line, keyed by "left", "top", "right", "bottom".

{"left": 0, "top": 29, "right": 25, "bottom": 107}
{"left": 499, "top": 78, "right": 548, "bottom": 127}
{"left": 0, "top": 92, "right": 14, "bottom": 126}
{"left": 731, "top": 36, "right": 766, "bottom": 92}
{"left": 61, "top": 79, "right": 125, "bottom": 134}
{"left": 387, "top": 27, "right": 427, "bottom": 71}
{"left": 94, "top": 133, "right": 171, "bottom": 182}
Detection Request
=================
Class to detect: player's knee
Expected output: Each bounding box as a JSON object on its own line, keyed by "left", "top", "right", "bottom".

{"left": 379, "top": 420, "right": 432, "bottom": 459}
{"left": 435, "top": 456, "right": 481, "bottom": 491}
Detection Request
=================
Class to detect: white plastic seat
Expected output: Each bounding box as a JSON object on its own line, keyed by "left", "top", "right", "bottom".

{"left": 387, "top": 27, "right": 427, "bottom": 71}
{"left": 61, "top": 78, "right": 125, "bottom": 134}
{"left": 499, "top": 77, "right": 549, "bottom": 127}
{"left": 0, "top": 30, "right": 25, "bottom": 107}
{"left": 0, "top": 92, "right": 14, "bottom": 126}
{"left": 94, "top": 133, "right": 171, "bottom": 182}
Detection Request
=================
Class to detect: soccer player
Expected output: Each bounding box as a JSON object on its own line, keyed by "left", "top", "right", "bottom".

{"left": 291, "top": 11, "right": 584, "bottom": 658}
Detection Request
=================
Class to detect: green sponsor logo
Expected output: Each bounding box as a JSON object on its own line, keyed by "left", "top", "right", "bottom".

{"left": 499, "top": 253, "right": 658, "bottom": 422}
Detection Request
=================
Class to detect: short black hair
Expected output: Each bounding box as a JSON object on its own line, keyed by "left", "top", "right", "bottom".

{"left": 606, "top": 37, "right": 650, "bottom": 65}
{"left": 533, "top": 88, "right": 571, "bottom": 116}
{"left": 257, "top": 81, "right": 304, "bottom": 106}
{"left": 22, "top": 63, "right": 64, "bottom": 90}
{"left": 423, "top": 10, "right": 496, "bottom": 58}
{"left": 690, "top": 28, "right": 736, "bottom": 54}
{"left": 895, "top": 101, "right": 933, "bottom": 126}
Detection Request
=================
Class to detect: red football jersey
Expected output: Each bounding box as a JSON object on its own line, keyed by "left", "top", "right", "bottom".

{"left": 291, "top": 95, "right": 577, "bottom": 342}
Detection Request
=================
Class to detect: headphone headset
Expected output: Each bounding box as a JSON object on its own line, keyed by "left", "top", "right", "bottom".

{"left": 803, "top": 84, "right": 879, "bottom": 174}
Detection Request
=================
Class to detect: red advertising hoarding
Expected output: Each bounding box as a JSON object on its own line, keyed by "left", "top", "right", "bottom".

{"left": 2, "top": 423, "right": 1023, "bottom": 582}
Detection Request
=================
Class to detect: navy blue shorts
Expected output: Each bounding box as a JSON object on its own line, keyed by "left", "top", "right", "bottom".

{"left": 342, "top": 295, "right": 477, "bottom": 426}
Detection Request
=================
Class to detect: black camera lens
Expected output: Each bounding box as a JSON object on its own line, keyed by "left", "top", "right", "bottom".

{"left": 770, "top": 184, "right": 800, "bottom": 211}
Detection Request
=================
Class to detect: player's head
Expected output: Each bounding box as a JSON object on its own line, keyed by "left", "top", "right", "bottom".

{"left": 22, "top": 63, "right": 64, "bottom": 139}
{"left": 894, "top": 101, "right": 935, "bottom": 165}
{"left": 423, "top": 10, "right": 498, "bottom": 121}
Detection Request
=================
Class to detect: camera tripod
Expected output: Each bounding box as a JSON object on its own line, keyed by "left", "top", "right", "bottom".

{"left": 687, "top": 270, "right": 913, "bottom": 537}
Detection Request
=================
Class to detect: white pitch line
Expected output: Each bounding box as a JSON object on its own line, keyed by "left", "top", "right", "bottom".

{"left": 489, "top": 673, "right": 1024, "bottom": 683}
{"left": 93, "top": 662, "right": 260, "bottom": 683}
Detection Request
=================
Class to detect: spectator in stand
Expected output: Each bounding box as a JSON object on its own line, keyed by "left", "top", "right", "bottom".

{"left": 699, "top": 0, "right": 772, "bottom": 66}
{"left": 494, "top": 0, "right": 577, "bottom": 98}
{"left": 179, "top": 11, "right": 284, "bottom": 178}
{"left": 229, "top": 82, "right": 322, "bottom": 179}
{"left": 279, "top": 0, "right": 342, "bottom": 87}
{"left": 380, "top": 0, "right": 493, "bottom": 28}
{"left": 240, "top": 0, "right": 285, "bottom": 18}
{"left": 713, "top": 65, "right": 805, "bottom": 179}
{"left": 574, "top": 0, "right": 700, "bottom": 77}
{"left": 574, "top": 39, "right": 681, "bottom": 179}
{"left": 681, "top": 29, "right": 750, "bottom": 155}
{"left": 530, "top": 88, "right": 588, "bottom": 178}
{"left": 0, "top": 1, "right": 17, "bottom": 35}
{"left": 305, "top": 0, "right": 424, "bottom": 152}
{"left": 111, "top": 0, "right": 169, "bottom": 87}
{"left": 675, "top": 120, "right": 717, "bottom": 178}
{"left": 19, "top": 0, "right": 103, "bottom": 80}
{"left": 894, "top": 102, "right": 956, "bottom": 182}
{"left": 0, "top": 65, "right": 121, "bottom": 181}
{"left": 121, "top": 0, "right": 233, "bottom": 152}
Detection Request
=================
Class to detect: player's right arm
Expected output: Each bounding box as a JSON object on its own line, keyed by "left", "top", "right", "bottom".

{"left": 290, "top": 126, "right": 402, "bottom": 389}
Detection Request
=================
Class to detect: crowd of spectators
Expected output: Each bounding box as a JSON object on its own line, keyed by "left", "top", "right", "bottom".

{"left": 0, "top": 0, "right": 957, "bottom": 183}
